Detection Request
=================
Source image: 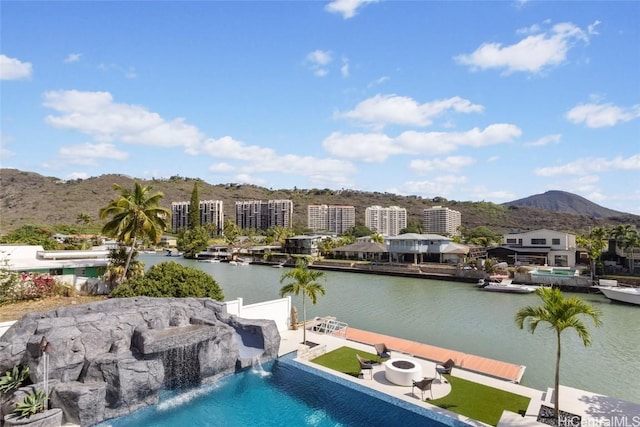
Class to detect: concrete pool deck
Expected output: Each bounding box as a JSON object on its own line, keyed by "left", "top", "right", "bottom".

{"left": 279, "top": 327, "right": 640, "bottom": 427}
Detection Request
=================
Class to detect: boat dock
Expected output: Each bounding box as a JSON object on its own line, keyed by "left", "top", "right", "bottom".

{"left": 345, "top": 327, "right": 526, "bottom": 384}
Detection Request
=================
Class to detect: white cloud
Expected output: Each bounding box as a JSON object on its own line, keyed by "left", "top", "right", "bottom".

{"left": 367, "top": 76, "right": 389, "bottom": 88}
{"left": 43, "top": 90, "right": 204, "bottom": 150}
{"left": 209, "top": 162, "right": 236, "bottom": 173}
{"left": 535, "top": 154, "right": 640, "bottom": 176}
{"left": 58, "top": 142, "right": 129, "bottom": 165}
{"left": 398, "top": 124, "right": 521, "bottom": 151}
{"left": 337, "top": 94, "right": 484, "bottom": 128}
{"left": 306, "top": 49, "right": 333, "bottom": 76}
{"left": 455, "top": 21, "right": 594, "bottom": 74}
{"left": 524, "top": 134, "right": 562, "bottom": 147}
{"left": 200, "top": 135, "right": 357, "bottom": 188}
{"left": 64, "top": 53, "right": 82, "bottom": 63}
{"left": 98, "top": 62, "right": 137, "bottom": 79}
{"left": 0, "top": 54, "right": 33, "bottom": 80}
{"left": 566, "top": 102, "right": 640, "bottom": 128}
{"left": 341, "top": 57, "right": 350, "bottom": 77}
{"left": 325, "top": 0, "right": 376, "bottom": 19}
{"left": 0, "top": 133, "right": 15, "bottom": 161}
{"left": 410, "top": 156, "right": 476, "bottom": 173}
{"left": 399, "top": 175, "right": 468, "bottom": 198}
{"left": 322, "top": 132, "right": 398, "bottom": 162}
{"left": 66, "top": 172, "right": 90, "bottom": 180}
{"left": 323, "top": 124, "right": 521, "bottom": 162}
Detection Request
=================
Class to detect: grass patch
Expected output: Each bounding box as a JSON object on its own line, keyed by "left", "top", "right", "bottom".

{"left": 430, "top": 375, "right": 530, "bottom": 426}
{"left": 311, "top": 346, "right": 381, "bottom": 377}
{"left": 311, "top": 346, "right": 530, "bottom": 426}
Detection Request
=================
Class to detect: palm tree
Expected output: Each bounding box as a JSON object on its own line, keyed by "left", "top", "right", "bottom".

{"left": 279, "top": 258, "right": 326, "bottom": 345}
{"left": 610, "top": 224, "right": 639, "bottom": 273}
{"left": 576, "top": 226, "right": 608, "bottom": 284}
{"left": 76, "top": 212, "right": 93, "bottom": 235}
{"left": 99, "top": 182, "right": 170, "bottom": 282}
{"left": 621, "top": 230, "right": 640, "bottom": 274}
{"left": 515, "top": 287, "right": 601, "bottom": 423}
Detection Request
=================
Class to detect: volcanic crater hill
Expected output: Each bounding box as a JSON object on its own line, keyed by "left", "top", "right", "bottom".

{"left": 1, "top": 168, "right": 639, "bottom": 234}
{"left": 504, "top": 190, "right": 626, "bottom": 218}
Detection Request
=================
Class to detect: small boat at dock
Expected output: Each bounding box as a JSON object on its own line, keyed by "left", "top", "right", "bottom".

{"left": 478, "top": 278, "right": 537, "bottom": 294}
{"left": 595, "top": 279, "right": 640, "bottom": 306}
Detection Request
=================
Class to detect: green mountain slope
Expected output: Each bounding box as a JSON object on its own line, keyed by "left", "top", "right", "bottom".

{"left": 1, "top": 168, "right": 638, "bottom": 234}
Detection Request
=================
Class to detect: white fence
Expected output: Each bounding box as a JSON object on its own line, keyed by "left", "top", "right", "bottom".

{"left": 224, "top": 296, "right": 292, "bottom": 332}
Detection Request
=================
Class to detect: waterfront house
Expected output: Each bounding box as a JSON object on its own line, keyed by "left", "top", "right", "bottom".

{"left": 0, "top": 244, "right": 109, "bottom": 293}
{"left": 332, "top": 241, "right": 388, "bottom": 261}
{"left": 487, "top": 229, "right": 577, "bottom": 267}
{"left": 284, "top": 235, "right": 333, "bottom": 257}
{"left": 386, "top": 233, "right": 462, "bottom": 264}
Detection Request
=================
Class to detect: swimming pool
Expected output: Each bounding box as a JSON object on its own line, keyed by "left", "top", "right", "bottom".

{"left": 98, "top": 353, "right": 467, "bottom": 427}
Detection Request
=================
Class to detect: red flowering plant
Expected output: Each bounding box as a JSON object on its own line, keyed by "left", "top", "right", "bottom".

{"left": 17, "top": 273, "right": 59, "bottom": 301}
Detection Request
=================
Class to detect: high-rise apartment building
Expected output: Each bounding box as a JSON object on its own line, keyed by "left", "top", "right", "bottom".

{"left": 364, "top": 206, "right": 407, "bottom": 236}
{"left": 171, "top": 200, "right": 224, "bottom": 233}
{"left": 422, "top": 206, "right": 461, "bottom": 236}
{"left": 235, "top": 199, "right": 293, "bottom": 231}
{"left": 307, "top": 205, "right": 355, "bottom": 234}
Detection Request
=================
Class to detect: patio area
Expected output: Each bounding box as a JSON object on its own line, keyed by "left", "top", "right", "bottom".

{"left": 279, "top": 326, "right": 640, "bottom": 427}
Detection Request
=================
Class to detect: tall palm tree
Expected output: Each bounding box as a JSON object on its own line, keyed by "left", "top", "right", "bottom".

{"left": 99, "top": 182, "right": 170, "bottom": 282}
{"left": 515, "top": 287, "right": 601, "bottom": 423}
{"left": 279, "top": 258, "right": 326, "bottom": 345}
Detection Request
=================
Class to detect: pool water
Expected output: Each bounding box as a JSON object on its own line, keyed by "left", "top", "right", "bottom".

{"left": 98, "top": 354, "right": 465, "bottom": 427}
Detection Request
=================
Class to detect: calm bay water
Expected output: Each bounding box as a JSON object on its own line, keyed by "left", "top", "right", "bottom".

{"left": 140, "top": 254, "right": 640, "bottom": 404}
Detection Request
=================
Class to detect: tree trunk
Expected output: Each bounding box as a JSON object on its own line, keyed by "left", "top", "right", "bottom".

{"left": 554, "top": 330, "right": 561, "bottom": 423}
{"left": 302, "top": 292, "right": 307, "bottom": 345}
{"left": 121, "top": 237, "right": 137, "bottom": 283}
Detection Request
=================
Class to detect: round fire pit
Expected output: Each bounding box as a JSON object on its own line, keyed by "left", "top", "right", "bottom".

{"left": 384, "top": 358, "right": 423, "bottom": 386}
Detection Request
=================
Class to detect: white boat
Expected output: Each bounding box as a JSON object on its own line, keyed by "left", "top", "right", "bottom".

{"left": 197, "top": 258, "right": 221, "bottom": 263}
{"left": 478, "top": 278, "right": 536, "bottom": 294}
{"left": 596, "top": 280, "right": 640, "bottom": 305}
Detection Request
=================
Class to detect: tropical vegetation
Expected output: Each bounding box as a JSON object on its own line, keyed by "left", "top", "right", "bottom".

{"left": 0, "top": 365, "right": 30, "bottom": 394}
{"left": 99, "top": 182, "right": 171, "bottom": 283}
{"left": 102, "top": 248, "right": 145, "bottom": 292}
{"left": 279, "top": 258, "right": 326, "bottom": 345}
{"left": 13, "top": 389, "right": 48, "bottom": 418}
{"left": 111, "top": 261, "right": 224, "bottom": 300}
{"left": 515, "top": 287, "right": 601, "bottom": 423}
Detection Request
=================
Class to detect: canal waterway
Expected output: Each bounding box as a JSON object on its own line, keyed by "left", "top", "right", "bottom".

{"left": 140, "top": 254, "right": 639, "bottom": 404}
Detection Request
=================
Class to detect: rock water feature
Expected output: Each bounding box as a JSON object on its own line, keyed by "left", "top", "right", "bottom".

{"left": 0, "top": 297, "right": 280, "bottom": 426}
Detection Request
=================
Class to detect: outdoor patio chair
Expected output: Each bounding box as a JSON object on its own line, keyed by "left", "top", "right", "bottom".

{"left": 412, "top": 377, "right": 434, "bottom": 400}
{"left": 436, "top": 359, "right": 455, "bottom": 382}
{"left": 356, "top": 354, "right": 374, "bottom": 379}
{"left": 374, "top": 343, "right": 391, "bottom": 360}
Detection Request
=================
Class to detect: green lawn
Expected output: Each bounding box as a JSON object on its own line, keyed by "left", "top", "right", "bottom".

{"left": 311, "top": 346, "right": 381, "bottom": 377}
{"left": 430, "top": 375, "right": 530, "bottom": 426}
{"left": 311, "top": 346, "right": 530, "bottom": 426}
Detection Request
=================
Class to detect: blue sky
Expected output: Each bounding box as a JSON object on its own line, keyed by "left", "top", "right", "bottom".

{"left": 1, "top": 1, "right": 639, "bottom": 214}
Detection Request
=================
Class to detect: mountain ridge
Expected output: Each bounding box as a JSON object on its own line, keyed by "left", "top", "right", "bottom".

{"left": 1, "top": 168, "right": 638, "bottom": 234}
{"left": 503, "top": 190, "right": 626, "bottom": 218}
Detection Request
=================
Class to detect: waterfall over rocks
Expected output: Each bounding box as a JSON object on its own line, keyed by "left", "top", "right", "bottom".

{"left": 0, "top": 297, "right": 280, "bottom": 427}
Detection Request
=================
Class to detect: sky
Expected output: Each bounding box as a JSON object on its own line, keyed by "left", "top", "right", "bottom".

{"left": 1, "top": 1, "right": 639, "bottom": 215}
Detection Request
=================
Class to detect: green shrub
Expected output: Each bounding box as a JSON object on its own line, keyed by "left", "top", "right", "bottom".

{"left": 13, "top": 389, "right": 47, "bottom": 418}
{"left": 111, "top": 261, "right": 224, "bottom": 300}
{"left": 0, "top": 365, "right": 30, "bottom": 394}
